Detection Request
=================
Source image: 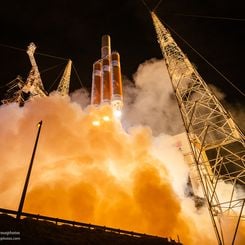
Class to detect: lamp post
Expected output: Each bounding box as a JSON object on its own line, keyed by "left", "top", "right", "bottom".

{"left": 16, "top": 120, "right": 43, "bottom": 220}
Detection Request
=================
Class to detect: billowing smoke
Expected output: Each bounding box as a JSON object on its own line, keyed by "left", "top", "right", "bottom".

{"left": 208, "top": 83, "right": 245, "bottom": 132}
{"left": 0, "top": 59, "right": 244, "bottom": 244}
{"left": 122, "top": 59, "right": 184, "bottom": 136}
{"left": 228, "top": 104, "right": 245, "bottom": 133}
{"left": 70, "top": 87, "right": 90, "bottom": 107}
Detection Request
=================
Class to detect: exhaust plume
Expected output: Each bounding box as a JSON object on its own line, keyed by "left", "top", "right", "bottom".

{"left": 0, "top": 59, "right": 244, "bottom": 244}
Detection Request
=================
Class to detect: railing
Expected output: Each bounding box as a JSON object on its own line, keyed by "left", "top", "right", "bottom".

{"left": 0, "top": 207, "right": 180, "bottom": 243}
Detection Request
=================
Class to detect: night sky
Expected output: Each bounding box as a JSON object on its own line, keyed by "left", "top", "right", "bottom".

{"left": 0, "top": 0, "right": 244, "bottom": 104}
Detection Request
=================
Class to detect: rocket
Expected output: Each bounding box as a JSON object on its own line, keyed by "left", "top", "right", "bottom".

{"left": 91, "top": 35, "right": 123, "bottom": 117}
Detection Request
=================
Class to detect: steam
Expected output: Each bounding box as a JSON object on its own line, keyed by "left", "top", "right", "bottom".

{"left": 122, "top": 59, "right": 184, "bottom": 136}
{"left": 208, "top": 83, "right": 245, "bottom": 132}
{"left": 70, "top": 87, "right": 90, "bottom": 107}
{"left": 0, "top": 59, "right": 244, "bottom": 244}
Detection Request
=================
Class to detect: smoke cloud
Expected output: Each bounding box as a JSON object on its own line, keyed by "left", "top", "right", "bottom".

{"left": 70, "top": 87, "right": 90, "bottom": 108}
{"left": 122, "top": 59, "right": 184, "bottom": 136}
{"left": 0, "top": 59, "right": 244, "bottom": 244}
{"left": 208, "top": 83, "right": 245, "bottom": 132}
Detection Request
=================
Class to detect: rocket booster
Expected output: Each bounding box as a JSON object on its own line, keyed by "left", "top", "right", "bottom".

{"left": 102, "top": 56, "right": 112, "bottom": 104}
{"left": 101, "top": 35, "right": 111, "bottom": 58}
{"left": 91, "top": 61, "right": 102, "bottom": 105}
{"left": 111, "top": 51, "right": 123, "bottom": 112}
{"left": 91, "top": 35, "right": 123, "bottom": 116}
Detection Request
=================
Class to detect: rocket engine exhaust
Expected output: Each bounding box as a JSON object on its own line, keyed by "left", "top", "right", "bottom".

{"left": 91, "top": 35, "right": 123, "bottom": 118}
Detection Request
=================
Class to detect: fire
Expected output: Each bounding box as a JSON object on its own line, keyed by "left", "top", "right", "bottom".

{"left": 113, "top": 109, "right": 122, "bottom": 119}
{"left": 92, "top": 120, "right": 100, "bottom": 126}
{"left": 102, "top": 115, "right": 110, "bottom": 122}
{"left": 0, "top": 94, "right": 244, "bottom": 245}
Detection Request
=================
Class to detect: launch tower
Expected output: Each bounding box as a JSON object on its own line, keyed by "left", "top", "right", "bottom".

{"left": 57, "top": 59, "right": 72, "bottom": 96}
{"left": 151, "top": 12, "right": 245, "bottom": 245}
{"left": 24, "top": 42, "right": 47, "bottom": 97}
{"left": 2, "top": 42, "right": 72, "bottom": 105}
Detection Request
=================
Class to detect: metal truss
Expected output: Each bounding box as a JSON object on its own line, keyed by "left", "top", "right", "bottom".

{"left": 2, "top": 43, "right": 48, "bottom": 104}
{"left": 152, "top": 12, "right": 245, "bottom": 245}
{"left": 1, "top": 76, "right": 25, "bottom": 105}
{"left": 26, "top": 42, "right": 47, "bottom": 97}
{"left": 57, "top": 59, "right": 72, "bottom": 96}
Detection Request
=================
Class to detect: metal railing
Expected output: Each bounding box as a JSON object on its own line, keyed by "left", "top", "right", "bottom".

{"left": 0, "top": 207, "right": 181, "bottom": 243}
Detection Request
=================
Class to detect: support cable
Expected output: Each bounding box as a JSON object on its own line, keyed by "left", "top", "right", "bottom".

{"left": 140, "top": 0, "right": 151, "bottom": 12}
{"left": 152, "top": 0, "right": 163, "bottom": 12}
{"left": 174, "top": 13, "right": 245, "bottom": 22}
{"left": 72, "top": 64, "right": 84, "bottom": 88}
{"left": 40, "top": 62, "right": 66, "bottom": 75}
{"left": 0, "top": 43, "right": 68, "bottom": 61}
{"left": 35, "top": 51, "right": 68, "bottom": 61}
{"left": 46, "top": 68, "right": 64, "bottom": 93}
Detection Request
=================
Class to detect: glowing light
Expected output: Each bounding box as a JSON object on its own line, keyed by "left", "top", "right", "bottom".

{"left": 102, "top": 115, "right": 110, "bottom": 122}
{"left": 92, "top": 120, "right": 100, "bottom": 126}
{"left": 113, "top": 109, "right": 122, "bottom": 118}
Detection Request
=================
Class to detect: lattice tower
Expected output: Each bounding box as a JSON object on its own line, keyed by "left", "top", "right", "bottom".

{"left": 57, "top": 59, "right": 72, "bottom": 96}
{"left": 151, "top": 12, "right": 245, "bottom": 245}
{"left": 1, "top": 76, "right": 25, "bottom": 105}
{"left": 25, "top": 42, "right": 47, "bottom": 97}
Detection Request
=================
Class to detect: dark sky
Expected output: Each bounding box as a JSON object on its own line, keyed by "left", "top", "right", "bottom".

{"left": 0, "top": 0, "right": 244, "bottom": 103}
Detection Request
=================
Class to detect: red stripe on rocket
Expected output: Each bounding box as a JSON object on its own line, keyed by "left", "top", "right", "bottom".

{"left": 91, "top": 61, "right": 102, "bottom": 105}
{"left": 111, "top": 51, "right": 123, "bottom": 112}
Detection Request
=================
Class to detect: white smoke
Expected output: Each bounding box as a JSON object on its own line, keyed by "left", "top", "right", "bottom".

{"left": 121, "top": 58, "right": 245, "bottom": 243}
{"left": 208, "top": 83, "right": 226, "bottom": 100}
{"left": 208, "top": 83, "right": 245, "bottom": 132}
{"left": 122, "top": 59, "right": 184, "bottom": 136}
{"left": 0, "top": 58, "right": 244, "bottom": 244}
{"left": 69, "top": 87, "right": 90, "bottom": 107}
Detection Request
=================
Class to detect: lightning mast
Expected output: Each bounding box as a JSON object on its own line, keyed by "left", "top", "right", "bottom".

{"left": 151, "top": 12, "right": 245, "bottom": 244}
{"left": 57, "top": 59, "right": 72, "bottom": 96}
{"left": 24, "top": 42, "right": 47, "bottom": 97}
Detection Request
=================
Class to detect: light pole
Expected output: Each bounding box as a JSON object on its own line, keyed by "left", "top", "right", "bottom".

{"left": 16, "top": 120, "right": 43, "bottom": 220}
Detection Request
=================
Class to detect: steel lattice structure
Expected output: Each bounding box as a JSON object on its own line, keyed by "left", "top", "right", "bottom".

{"left": 2, "top": 43, "right": 49, "bottom": 105}
{"left": 25, "top": 42, "right": 47, "bottom": 97}
{"left": 151, "top": 12, "right": 245, "bottom": 245}
{"left": 1, "top": 76, "right": 25, "bottom": 105}
{"left": 57, "top": 59, "right": 72, "bottom": 96}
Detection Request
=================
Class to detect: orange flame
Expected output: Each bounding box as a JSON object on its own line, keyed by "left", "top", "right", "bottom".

{"left": 0, "top": 94, "right": 244, "bottom": 244}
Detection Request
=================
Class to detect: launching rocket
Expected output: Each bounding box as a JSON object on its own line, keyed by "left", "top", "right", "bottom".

{"left": 91, "top": 35, "right": 123, "bottom": 117}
